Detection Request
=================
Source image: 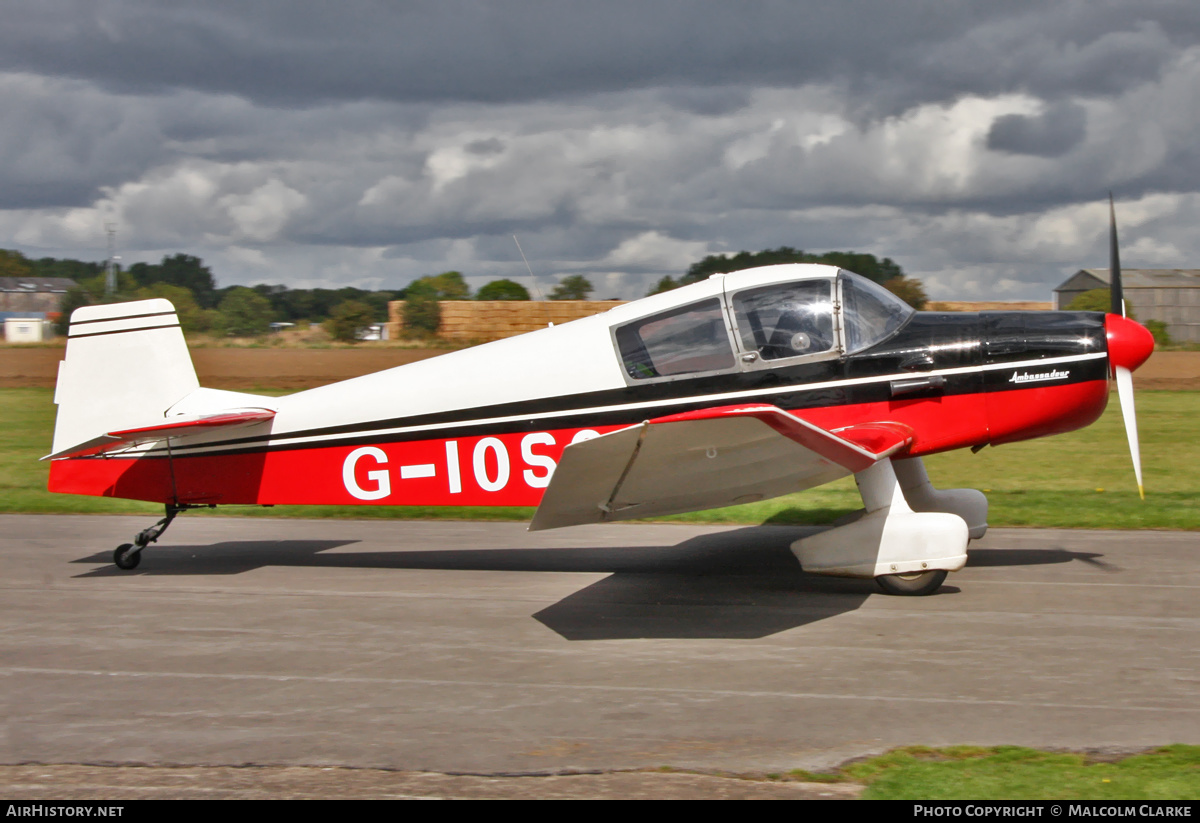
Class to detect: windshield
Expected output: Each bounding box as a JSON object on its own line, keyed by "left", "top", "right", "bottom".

{"left": 731, "top": 280, "right": 835, "bottom": 360}
{"left": 839, "top": 271, "right": 914, "bottom": 353}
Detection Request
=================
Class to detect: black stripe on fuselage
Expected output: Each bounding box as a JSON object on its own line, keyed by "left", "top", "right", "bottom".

{"left": 109, "top": 311, "right": 1109, "bottom": 460}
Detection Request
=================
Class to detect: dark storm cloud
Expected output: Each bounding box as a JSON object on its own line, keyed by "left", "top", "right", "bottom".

{"left": 0, "top": 72, "right": 432, "bottom": 211}
{"left": 464, "top": 138, "right": 505, "bottom": 157}
{"left": 654, "top": 86, "right": 755, "bottom": 117}
{"left": 0, "top": 75, "right": 169, "bottom": 207}
{"left": 891, "top": 10, "right": 1187, "bottom": 103}
{"left": 987, "top": 103, "right": 1088, "bottom": 157}
{"left": 4, "top": 1, "right": 1196, "bottom": 109}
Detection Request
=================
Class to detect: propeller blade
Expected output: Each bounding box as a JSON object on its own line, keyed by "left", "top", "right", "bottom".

{"left": 1114, "top": 364, "right": 1144, "bottom": 499}
{"left": 1109, "top": 194, "right": 1124, "bottom": 317}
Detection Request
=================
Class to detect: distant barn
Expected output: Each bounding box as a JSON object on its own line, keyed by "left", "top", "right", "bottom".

{"left": 0, "top": 276, "right": 77, "bottom": 314}
{"left": 1054, "top": 269, "right": 1200, "bottom": 344}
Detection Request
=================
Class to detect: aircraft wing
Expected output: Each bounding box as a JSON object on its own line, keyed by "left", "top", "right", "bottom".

{"left": 529, "top": 404, "right": 912, "bottom": 531}
{"left": 43, "top": 408, "right": 277, "bottom": 460}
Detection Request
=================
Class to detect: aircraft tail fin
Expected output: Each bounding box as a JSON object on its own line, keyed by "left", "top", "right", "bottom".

{"left": 51, "top": 299, "right": 201, "bottom": 457}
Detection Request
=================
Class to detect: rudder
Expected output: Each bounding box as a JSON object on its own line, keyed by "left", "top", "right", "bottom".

{"left": 52, "top": 299, "right": 199, "bottom": 456}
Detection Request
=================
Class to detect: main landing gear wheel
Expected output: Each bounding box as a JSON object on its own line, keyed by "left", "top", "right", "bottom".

{"left": 875, "top": 569, "right": 947, "bottom": 596}
{"left": 113, "top": 543, "right": 141, "bottom": 570}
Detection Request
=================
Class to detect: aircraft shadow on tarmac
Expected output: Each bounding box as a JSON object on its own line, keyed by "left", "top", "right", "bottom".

{"left": 69, "top": 527, "right": 1111, "bottom": 641}
{"left": 966, "top": 547, "right": 1120, "bottom": 572}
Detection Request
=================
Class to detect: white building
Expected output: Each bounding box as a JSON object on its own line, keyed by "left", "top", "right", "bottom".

{"left": 4, "top": 317, "right": 52, "bottom": 343}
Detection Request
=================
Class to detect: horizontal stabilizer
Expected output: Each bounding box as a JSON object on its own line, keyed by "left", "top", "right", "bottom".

{"left": 530, "top": 403, "right": 913, "bottom": 531}
{"left": 45, "top": 408, "right": 276, "bottom": 460}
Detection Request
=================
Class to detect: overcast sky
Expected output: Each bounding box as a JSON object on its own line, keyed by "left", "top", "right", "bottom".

{"left": 3, "top": 1, "right": 1198, "bottom": 300}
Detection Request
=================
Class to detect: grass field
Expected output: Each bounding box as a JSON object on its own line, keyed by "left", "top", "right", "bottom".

{"left": 3, "top": 387, "right": 1197, "bottom": 529}
{"left": 786, "top": 745, "right": 1200, "bottom": 800}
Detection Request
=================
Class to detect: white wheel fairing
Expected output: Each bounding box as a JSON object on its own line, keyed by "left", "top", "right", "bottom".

{"left": 791, "top": 458, "right": 969, "bottom": 580}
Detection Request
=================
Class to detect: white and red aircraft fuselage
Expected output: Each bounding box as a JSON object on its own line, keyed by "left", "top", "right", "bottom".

{"left": 46, "top": 262, "right": 1154, "bottom": 594}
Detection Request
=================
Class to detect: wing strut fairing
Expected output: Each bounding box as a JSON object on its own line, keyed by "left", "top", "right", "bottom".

{"left": 530, "top": 403, "right": 912, "bottom": 530}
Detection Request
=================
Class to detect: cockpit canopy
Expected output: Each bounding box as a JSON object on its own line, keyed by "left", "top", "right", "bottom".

{"left": 839, "top": 271, "right": 914, "bottom": 353}
{"left": 613, "top": 268, "right": 913, "bottom": 382}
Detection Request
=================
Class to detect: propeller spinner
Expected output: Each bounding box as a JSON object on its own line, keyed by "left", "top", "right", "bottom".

{"left": 1104, "top": 196, "right": 1155, "bottom": 498}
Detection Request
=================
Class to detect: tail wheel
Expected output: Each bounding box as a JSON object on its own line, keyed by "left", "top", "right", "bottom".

{"left": 876, "top": 569, "right": 946, "bottom": 596}
{"left": 113, "top": 544, "right": 141, "bottom": 570}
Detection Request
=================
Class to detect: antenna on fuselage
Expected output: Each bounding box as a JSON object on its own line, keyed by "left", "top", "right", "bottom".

{"left": 513, "top": 235, "right": 544, "bottom": 300}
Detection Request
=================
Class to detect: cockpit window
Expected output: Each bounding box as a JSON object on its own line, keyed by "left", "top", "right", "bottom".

{"left": 731, "top": 281, "right": 835, "bottom": 360}
{"left": 839, "top": 271, "right": 914, "bottom": 353}
{"left": 615, "top": 297, "right": 735, "bottom": 380}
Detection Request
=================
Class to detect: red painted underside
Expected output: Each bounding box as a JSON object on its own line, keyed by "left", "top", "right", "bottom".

{"left": 48, "top": 379, "right": 1109, "bottom": 507}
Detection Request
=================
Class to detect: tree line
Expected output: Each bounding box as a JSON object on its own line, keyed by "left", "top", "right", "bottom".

{"left": 0, "top": 249, "right": 406, "bottom": 340}
{"left": 5, "top": 244, "right": 927, "bottom": 342}
{"left": 1, "top": 246, "right": 604, "bottom": 340}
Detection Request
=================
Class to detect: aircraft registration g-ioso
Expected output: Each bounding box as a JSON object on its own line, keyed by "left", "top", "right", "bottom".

{"left": 46, "top": 217, "right": 1154, "bottom": 596}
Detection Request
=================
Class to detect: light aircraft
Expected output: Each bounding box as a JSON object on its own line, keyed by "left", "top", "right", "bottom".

{"left": 46, "top": 202, "right": 1154, "bottom": 595}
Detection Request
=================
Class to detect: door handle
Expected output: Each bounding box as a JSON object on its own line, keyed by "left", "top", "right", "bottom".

{"left": 889, "top": 374, "right": 946, "bottom": 398}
